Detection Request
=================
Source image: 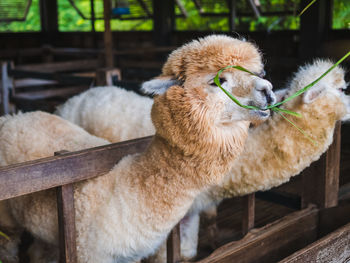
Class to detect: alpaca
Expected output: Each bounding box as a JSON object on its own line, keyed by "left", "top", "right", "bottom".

{"left": 0, "top": 35, "right": 275, "bottom": 263}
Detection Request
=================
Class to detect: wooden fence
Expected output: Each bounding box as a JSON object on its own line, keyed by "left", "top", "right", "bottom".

{"left": 0, "top": 123, "right": 349, "bottom": 263}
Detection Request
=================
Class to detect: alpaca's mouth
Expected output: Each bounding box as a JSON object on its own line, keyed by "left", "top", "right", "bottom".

{"left": 255, "top": 109, "right": 270, "bottom": 117}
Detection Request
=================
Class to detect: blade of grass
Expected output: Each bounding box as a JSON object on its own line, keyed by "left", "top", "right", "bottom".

{"left": 298, "top": 0, "right": 317, "bottom": 17}
{"left": 273, "top": 107, "right": 302, "bottom": 118}
{"left": 0, "top": 230, "right": 10, "bottom": 241}
{"left": 268, "top": 51, "right": 350, "bottom": 109}
{"left": 274, "top": 109, "right": 317, "bottom": 146}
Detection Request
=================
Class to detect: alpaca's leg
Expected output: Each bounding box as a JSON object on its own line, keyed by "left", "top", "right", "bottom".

{"left": 180, "top": 213, "right": 200, "bottom": 260}
{"left": 201, "top": 205, "right": 218, "bottom": 250}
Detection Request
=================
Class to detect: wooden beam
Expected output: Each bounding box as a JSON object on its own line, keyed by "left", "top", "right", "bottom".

{"left": 279, "top": 222, "right": 350, "bottom": 263}
{"left": 13, "top": 86, "right": 88, "bottom": 100}
{"left": 193, "top": 206, "right": 318, "bottom": 263}
{"left": 16, "top": 59, "right": 101, "bottom": 73}
{"left": 0, "top": 62, "right": 10, "bottom": 115}
{"left": 0, "top": 136, "right": 152, "bottom": 201}
{"left": 95, "top": 68, "right": 121, "bottom": 86}
{"left": 167, "top": 223, "right": 181, "bottom": 263}
{"left": 228, "top": 0, "right": 236, "bottom": 32}
{"left": 39, "top": 0, "right": 58, "bottom": 33}
{"left": 103, "top": 0, "right": 114, "bottom": 67}
{"left": 302, "top": 122, "right": 341, "bottom": 209}
{"left": 55, "top": 150, "right": 77, "bottom": 263}
{"left": 242, "top": 193, "right": 255, "bottom": 236}
{"left": 299, "top": 0, "right": 333, "bottom": 60}
{"left": 153, "top": 0, "right": 175, "bottom": 46}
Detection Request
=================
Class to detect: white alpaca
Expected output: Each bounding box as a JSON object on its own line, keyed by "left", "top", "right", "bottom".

{"left": 177, "top": 59, "right": 350, "bottom": 263}
{"left": 0, "top": 35, "right": 275, "bottom": 263}
{"left": 58, "top": 59, "right": 350, "bottom": 263}
{"left": 56, "top": 87, "right": 155, "bottom": 143}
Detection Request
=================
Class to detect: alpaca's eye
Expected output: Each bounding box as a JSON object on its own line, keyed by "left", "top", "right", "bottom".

{"left": 258, "top": 70, "right": 266, "bottom": 78}
{"left": 209, "top": 78, "right": 226, "bottom": 86}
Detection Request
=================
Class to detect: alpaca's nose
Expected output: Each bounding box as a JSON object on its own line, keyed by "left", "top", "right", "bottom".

{"left": 255, "top": 79, "right": 276, "bottom": 106}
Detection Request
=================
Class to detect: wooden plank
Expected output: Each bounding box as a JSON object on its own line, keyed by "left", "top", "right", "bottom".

{"left": 1, "top": 62, "right": 10, "bottom": 115}
{"left": 40, "top": 0, "right": 58, "bottom": 33}
{"left": 13, "top": 86, "right": 88, "bottom": 100}
{"left": 57, "top": 184, "right": 77, "bottom": 263}
{"left": 193, "top": 206, "right": 318, "bottom": 263}
{"left": 153, "top": 0, "right": 175, "bottom": 46}
{"left": 324, "top": 121, "right": 341, "bottom": 207}
{"left": 95, "top": 68, "right": 121, "bottom": 86}
{"left": 256, "top": 190, "right": 301, "bottom": 210}
{"left": 228, "top": 0, "right": 236, "bottom": 31}
{"left": 55, "top": 150, "right": 77, "bottom": 263}
{"left": 103, "top": 0, "right": 114, "bottom": 68}
{"left": 16, "top": 59, "right": 101, "bottom": 73}
{"left": 0, "top": 136, "right": 152, "bottom": 201}
{"left": 242, "top": 193, "right": 255, "bottom": 236}
{"left": 302, "top": 122, "right": 341, "bottom": 209}
{"left": 14, "top": 78, "right": 58, "bottom": 88}
{"left": 299, "top": 0, "right": 332, "bottom": 60}
{"left": 8, "top": 69, "right": 94, "bottom": 86}
{"left": 279, "top": 222, "right": 350, "bottom": 263}
{"left": 318, "top": 199, "right": 350, "bottom": 238}
{"left": 167, "top": 223, "right": 181, "bottom": 263}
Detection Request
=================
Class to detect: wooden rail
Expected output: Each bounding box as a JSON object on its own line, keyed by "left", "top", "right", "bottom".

{"left": 0, "top": 136, "right": 152, "bottom": 201}
{"left": 0, "top": 122, "right": 345, "bottom": 262}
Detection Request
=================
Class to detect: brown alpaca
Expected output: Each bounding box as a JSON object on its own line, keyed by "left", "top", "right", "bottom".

{"left": 0, "top": 35, "right": 275, "bottom": 263}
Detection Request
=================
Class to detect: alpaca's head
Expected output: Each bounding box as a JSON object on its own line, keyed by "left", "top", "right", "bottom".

{"left": 279, "top": 59, "right": 349, "bottom": 121}
{"left": 142, "top": 35, "right": 275, "bottom": 126}
{"left": 141, "top": 35, "right": 275, "bottom": 161}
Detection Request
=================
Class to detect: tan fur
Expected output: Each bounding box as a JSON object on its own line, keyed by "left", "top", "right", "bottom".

{"left": 0, "top": 35, "right": 272, "bottom": 263}
{"left": 150, "top": 59, "right": 350, "bottom": 263}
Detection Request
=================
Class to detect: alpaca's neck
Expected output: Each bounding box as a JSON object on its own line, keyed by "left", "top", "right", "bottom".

{"left": 128, "top": 123, "right": 247, "bottom": 227}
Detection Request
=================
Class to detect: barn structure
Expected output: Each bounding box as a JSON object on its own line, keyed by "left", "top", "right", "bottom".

{"left": 0, "top": 0, "right": 350, "bottom": 262}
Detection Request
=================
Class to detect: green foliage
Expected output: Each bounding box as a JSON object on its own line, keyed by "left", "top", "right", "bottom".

{"left": 0, "top": 0, "right": 40, "bottom": 32}
{"left": 333, "top": 0, "right": 350, "bottom": 29}
{"left": 0, "top": 0, "right": 348, "bottom": 32}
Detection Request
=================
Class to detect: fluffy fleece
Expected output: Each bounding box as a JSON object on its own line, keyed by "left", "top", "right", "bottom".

{"left": 55, "top": 87, "right": 155, "bottom": 142}
{"left": 0, "top": 35, "right": 275, "bottom": 263}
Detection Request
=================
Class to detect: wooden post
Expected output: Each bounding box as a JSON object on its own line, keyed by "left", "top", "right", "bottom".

{"left": 103, "top": 0, "right": 114, "bottom": 68}
{"left": 90, "top": 0, "right": 96, "bottom": 32}
{"left": 39, "top": 0, "right": 58, "bottom": 48}
{"left": 95, "top": 68, "right": 121, "bottom": 86}
{"left": 302, "top": 122, "right": 341, "bottom": 209}
{"left": 1, "top": 62, "right": 10, "bottom": 115}
{"left": 242, "top": 193, "right": 255, "bottom": 236}
{"left": 299, "top": 0, "right": 332, "bottom": 60}
{"left": 55, "top": 151, "right": 77, "bottom": 263}
{"left": 167, "top": 223, "right": 181, "bottom": 263}
{"left": 228, "top": 0, "right": 236, "bottom": 32}
{"left": 153, "top": 0, "right": 175, "bottom": 46}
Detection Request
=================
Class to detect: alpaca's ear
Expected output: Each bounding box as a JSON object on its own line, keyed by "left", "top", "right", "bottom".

{"left": 141, "top": 77, "right": 178, "bottom": 95}
{"left": 302, "top": 83, "right": 326, "bottom": 104}
{"left": 275, "top": 88, "right": 288, "bottom": 102}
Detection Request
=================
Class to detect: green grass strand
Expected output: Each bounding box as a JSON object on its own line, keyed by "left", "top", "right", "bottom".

{"left": 0, "top": 230, "right": 10, "bottom": 241}
{"left": 274, "top": 110, "right": 317, "bottom": 146}
{"left": 298, "top": 0, "right": 317, "bottom": 17}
